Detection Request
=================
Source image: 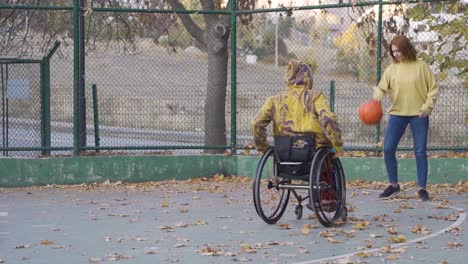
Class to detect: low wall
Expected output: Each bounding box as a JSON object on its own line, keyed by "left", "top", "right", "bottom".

{"left": 0, "top": 155, "right": 466, "bottom": 187}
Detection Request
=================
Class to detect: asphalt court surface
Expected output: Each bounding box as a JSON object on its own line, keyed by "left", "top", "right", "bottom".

{"left": 0, "top": 178, "right": 466, "bottom": 264}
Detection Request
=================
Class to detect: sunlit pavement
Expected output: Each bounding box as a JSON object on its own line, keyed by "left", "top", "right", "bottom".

{"left": 0, "top": 179, "right": 466, "bottom": 264}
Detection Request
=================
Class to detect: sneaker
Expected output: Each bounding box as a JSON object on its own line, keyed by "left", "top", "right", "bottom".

{"left": 379, "top": 185, "right": 400, "bottom": 199}
{"left": 418, "top": 189, "right": 430, "bottom": 201}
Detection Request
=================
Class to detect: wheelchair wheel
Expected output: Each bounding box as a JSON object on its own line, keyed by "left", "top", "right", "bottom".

{"left": 309, "top": 148, "right": 346, "bottom": 227}
{"left": 253, "top": 148, "right": 290, "bottom": 224}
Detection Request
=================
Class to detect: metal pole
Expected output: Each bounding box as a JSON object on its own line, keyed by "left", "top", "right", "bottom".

{"left": 40, "top": 41, "right": 60, "bottom": 156}
{"left": 1, "top": 64, "right": 5, "bottom": 156}
{"left": 376, "top": 0, "right": 383, "bottom": 147}
{"left": 275, "top": 14, "right": 279, "bottom": 67}
{"left": 73, "top": 0, "right": 80, "bottom": 155}
{"left": 92, "top": 84, "right": 100, "bottom": 152}
{"left": 330, "top": 80, "right": 335, "bottom": 112}
{"left": 79, "top": 0, "right": 87, "bottom": 150}
{"left": 40, "top": 62, "right": 51, "bottom": 155}
{"left": 4, "top": 65, "right": 8, "bottom": 157}
{"left": 230, "top": 0, "right": 237, "bottom": 154}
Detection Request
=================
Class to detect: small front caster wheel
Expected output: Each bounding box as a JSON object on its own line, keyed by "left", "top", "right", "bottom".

{"left": 295, "top": 205, "right": 303, "bottom": 220}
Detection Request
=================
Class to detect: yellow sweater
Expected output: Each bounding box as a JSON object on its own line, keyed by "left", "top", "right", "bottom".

{"left": 373, "top": 59, "right": 438, "bottom": 116}
{"left": 252, "top": 87, "right": 344, "bottom": 153}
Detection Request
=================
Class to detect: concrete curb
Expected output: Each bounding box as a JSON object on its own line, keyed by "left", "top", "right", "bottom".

{"left": 0, "top": 155, "right": 466, "bottom": 187}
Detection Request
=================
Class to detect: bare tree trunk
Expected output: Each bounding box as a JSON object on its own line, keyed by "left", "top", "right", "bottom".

{"left": 167, "top": 0, "right": 230, "bottom": 154}
{"left": 203, "top": 22, "right": 229, "bottom": 154}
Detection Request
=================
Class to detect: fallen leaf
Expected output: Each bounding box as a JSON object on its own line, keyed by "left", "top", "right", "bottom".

{"left": 233, "top": 257, "right": 251, "bottom": 262}
{"left": 194, "top": 220, "right": 208, "bottom": 225}
{"left": 355, "top": 251, "right": 371, "bottom": 258}
{"left": 380, "top": 244, "right": 392, "bottom": 253}
{"left": 40, "top": 240, "right": 54, "bottom": 245}
{"left": 410, "top": 224, "right": 431, "bottom": 234}
{"left": 399, "top": 202, "right": 414, "bottom": 209}
{"left": 319, "top": 230, "right": 334, "bottom": 237}
{"left": 388, "top": 235, "right": 406, "bottom": 243}
{"left": 89, "top": 257, "right": 104, "bottom": 263}
{"left": 240, "top": 243, "right": 256, "bottom": 253}
{"left": 353, "top": 221, "right": 371, "bottom": 230}
{"left": 387, "top": 227, "right": 398, "bottom": 235}
{"left": 199, "top": 246, "right": 218, "bottom": 256}
{"left": 174, "top": 244, "right": 188, "bottom": 248}
{"left": 443, "top": 241, "right": 463, "bottom": 249}
{"left": 15, "top": 244, "right": 30, "bottom": 249}
{"left": 160, "top": 225, "right": 175, "bottom": 232}
{"left": 327, "top": 237, "right": 342, "bottom": 243}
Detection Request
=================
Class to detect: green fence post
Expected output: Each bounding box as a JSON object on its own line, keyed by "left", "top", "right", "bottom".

{"left": 230, "top": 0, "right": 237, "bottom": 154}
{"left": 376, "top": 0, "right": 383, "bottom": 151}
{"left": 40, "top": 41, "right": 60, "bottom": 156}
{"left": 330, "top": 80, "right": 335, "bottom": 112}
{"left": 92, "top": 84, "right": 100, "bottom": 151}
{"left": 39, "top": 61, "right": 50, "bottom": 155}
{"left": 73, "top": 0, "right": 80, "bottom": 155}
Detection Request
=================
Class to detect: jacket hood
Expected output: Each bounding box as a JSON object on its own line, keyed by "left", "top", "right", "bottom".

{"left": 285, "top": 60, "right": 314, "bottom": 91}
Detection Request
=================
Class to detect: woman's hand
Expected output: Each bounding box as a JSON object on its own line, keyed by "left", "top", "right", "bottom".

{"left": 419, "top": 110, "right": 429, "bottom": 118}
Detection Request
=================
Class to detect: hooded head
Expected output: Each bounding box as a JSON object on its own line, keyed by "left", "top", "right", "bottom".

{"left": 285, "top": 60, "right": 313, "bottom": 91}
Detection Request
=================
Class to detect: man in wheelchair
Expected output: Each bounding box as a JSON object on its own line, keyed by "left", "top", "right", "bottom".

{"left": 252, "top": 60, "right": 344, "bottom": 157}
{"left": 251, "top": 60, "right": 346, "bottom": 226}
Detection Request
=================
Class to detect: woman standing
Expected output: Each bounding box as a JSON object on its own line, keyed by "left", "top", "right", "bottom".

{"left": 374, "top": 35, "right": 439, "bottom": 201}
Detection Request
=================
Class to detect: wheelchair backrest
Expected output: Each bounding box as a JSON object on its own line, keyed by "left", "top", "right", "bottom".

{"left": 274, "top": 135, "right": 315, "bottom": 162}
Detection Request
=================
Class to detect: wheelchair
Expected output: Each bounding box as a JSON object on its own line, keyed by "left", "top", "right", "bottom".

{"left": 253, "top": 136, "right": 347, "bottom": 227}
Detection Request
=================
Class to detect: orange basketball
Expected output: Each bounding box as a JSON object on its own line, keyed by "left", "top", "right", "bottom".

{"left": 358, "top": 100, "right": 383, "bottom": 125}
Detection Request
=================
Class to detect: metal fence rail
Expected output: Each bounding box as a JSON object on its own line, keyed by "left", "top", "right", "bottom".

{"left": 0, "top": 0, "right": 466, "bottom": 157}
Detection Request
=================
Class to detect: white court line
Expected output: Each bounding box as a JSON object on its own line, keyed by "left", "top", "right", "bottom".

{"left": 0, "top": 212, "right": 8, "bottom": 217}
{"left": 293, "top": 195, "right": 466, "bottom": 264}
{"left": 0, "top": 232, "right": 10, "bottom": 235}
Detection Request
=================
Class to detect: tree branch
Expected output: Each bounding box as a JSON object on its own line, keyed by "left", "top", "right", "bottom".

{"left": 167, "top": 0, "right": 206, "bottom": 48}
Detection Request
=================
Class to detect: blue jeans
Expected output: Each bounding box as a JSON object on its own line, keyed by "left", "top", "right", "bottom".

{"left": 384, "top": 115, "right": 429, "bottom": 188}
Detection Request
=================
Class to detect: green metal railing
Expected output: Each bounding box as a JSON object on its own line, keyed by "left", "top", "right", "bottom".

{"left": 0, "top": 0, "right": 466, "bottom": 157}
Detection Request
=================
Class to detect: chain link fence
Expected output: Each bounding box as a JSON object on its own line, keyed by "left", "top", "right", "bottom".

{"left": 0, "top": 61, "right": 42, "bottom": 156}
{"left": 0, "top": 0, "right": 466, "bottom": 157}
